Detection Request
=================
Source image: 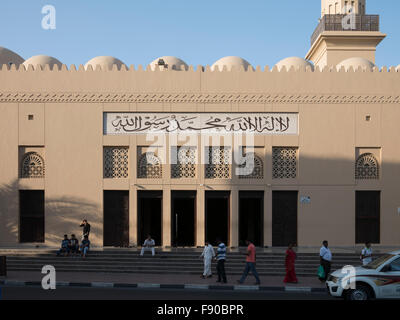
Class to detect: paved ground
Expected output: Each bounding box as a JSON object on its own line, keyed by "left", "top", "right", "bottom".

{"left": 0, "top": 286, "right": 334, "bottom": 300}
{"left": 0, "top": 270, "right": 326, "bottom": 288}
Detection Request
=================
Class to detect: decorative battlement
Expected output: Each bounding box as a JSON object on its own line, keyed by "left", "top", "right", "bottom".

{"left": 1, "top": 63, "right": 399, "bottom": 73}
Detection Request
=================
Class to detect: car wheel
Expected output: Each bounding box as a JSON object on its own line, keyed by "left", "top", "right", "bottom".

{"left": 346, "top": 284, "right": 371, "bottom": 301}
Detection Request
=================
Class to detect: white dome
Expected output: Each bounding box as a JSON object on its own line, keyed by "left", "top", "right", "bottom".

{"left": 0, "top": 47, "right": 24, "bottom": 66}
{"left": 275, "top": 57, "right": 314, "bottom": 71}
{"left": 85, "top": 56, "right": 126, "bottom": 71}
{"left": 211, "top": 56, "right": 253, "bottom": 71}
{"left": 149, "top": 56, "right": 188, "bottom": 71}
{"left": 23, "top": 55, "right": 63, "bottom": 70}
{"left": 336, "top": 57, "right": 375, "bottom": 71}
{"left": 395, "top": 65, "right": 400, "bottom": 72}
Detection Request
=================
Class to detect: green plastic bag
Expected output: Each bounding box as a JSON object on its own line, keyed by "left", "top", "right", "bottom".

{"left": 317, "top": 265, "right": 325, "bottom": 279}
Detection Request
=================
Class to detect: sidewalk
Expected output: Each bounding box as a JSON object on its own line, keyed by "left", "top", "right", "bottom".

{"left": 0, "top": 271, "right": 327, "bottom": 293}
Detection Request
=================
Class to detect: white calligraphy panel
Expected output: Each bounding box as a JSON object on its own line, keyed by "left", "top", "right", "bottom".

{"left": 104, "top": 113, "right": 298, "bottom": 135}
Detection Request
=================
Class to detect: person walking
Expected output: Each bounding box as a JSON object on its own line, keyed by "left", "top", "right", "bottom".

{"left": 215, "top": 238, "right": 227, "bottom": 284}
{"left": 319, "top": 240, "right": 332, "bottom": 281}
{"left": 284, "top": 243, "right": 298, "bottom": 283}
{"left": 237, "top": 240, "right": 261, "bottom": 285}
{"left": 140, "top": 235, "right": 156, "bottom": 256}
{"left": 361, "top": 242, "right": 373, "bottom": 266}
{"left": 79, "top": 219, "right": 91, "bottom": 240}
{"left": 200, "top": 240, "right": 215, "bottom": 279}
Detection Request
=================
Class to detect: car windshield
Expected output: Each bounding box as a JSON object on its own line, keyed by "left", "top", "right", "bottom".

{"left": 362, "top": 254, "right": 395, "bottom": 269}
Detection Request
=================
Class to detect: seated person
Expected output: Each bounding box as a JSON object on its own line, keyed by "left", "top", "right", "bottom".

{"left": 69, "top": 234, "right": 79, "bottom": 255}
{"left": 56, "top": 235, "right": 70, "bottom": 256}
{"left": 140, "top": 235, "right": 155, "bottom": 256}
{"left": 80, "top": 235, "right": 90, "bottom": 258}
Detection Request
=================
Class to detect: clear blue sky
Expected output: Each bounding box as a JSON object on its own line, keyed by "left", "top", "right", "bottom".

{"left": 0, "top": 0, "right": 398, "bottom": 67}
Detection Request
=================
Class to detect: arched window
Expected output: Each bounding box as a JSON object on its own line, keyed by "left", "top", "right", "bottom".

{"left": 355, "top": 153, "right": 379, "bottom": 180}
{"left": 138, "top": 152, "right": 162, "bottom": 179}
{"left": 21, "top": 152, "right": 45, "bottom": 178}
{"left": 238, "top": 154, "right": 264, "bottom": 179}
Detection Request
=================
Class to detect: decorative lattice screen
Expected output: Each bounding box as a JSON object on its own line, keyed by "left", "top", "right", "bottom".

{"left": 171, "top": 147, "right": 196, "bottom": 179}
{"left": 104, "top": 147, "right": 129, "bottom": 178}
{"left": 238, "top": 153, "right": 264, "bottom": 179}
{"left": 205, "top": 147, "right": 231, "bottom": 179}
{"left": 272, "top": 147, "right": 297, "bottom": 179}
{"left": 355, "top": 153, "right": 379, "bottom": 180}
{"left": 21, "top": 152, "right": 45, "bottom": 178}
{"left": 137, "top": 152, "right": 162, "bottom": 179}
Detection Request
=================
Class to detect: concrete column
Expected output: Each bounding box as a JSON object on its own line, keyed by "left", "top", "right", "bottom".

{"left": 264, "top": 188, "right": 272, "bottom": 247}
{"left": 196, "top": 188, "right": 205, "bottom": 247}
{"left": 129, "top": 185, "right": 138, "bottom": 247}
{"left": 230, "top": 188, "right": 239, "bottom": 248}
{"left": 129, "top": 135, "right": 138, "bottom": 247}
{"left": 196, "top": 133, "right": 205, "bottom": 247}
{"left": 162, "top": 187, "right": 171, "bottom": 247}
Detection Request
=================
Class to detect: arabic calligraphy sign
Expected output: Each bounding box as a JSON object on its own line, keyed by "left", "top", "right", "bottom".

{"left": 104, "top": 113, "right": 298, "bottom": 135}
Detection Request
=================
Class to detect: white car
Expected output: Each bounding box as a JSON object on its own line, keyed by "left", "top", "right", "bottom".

{"left": 326, "top": 250, "right": 400, "bottom": 300}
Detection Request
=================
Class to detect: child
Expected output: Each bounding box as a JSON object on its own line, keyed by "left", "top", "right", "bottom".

{"left": 56, "top": 235, "right": 70, "bottom": 256}
{"left": 80, "top": 235, "right": 90, "bottom": 258}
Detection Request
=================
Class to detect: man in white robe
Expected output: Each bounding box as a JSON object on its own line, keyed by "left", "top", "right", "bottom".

{"left": 140, "top": 235, "right": 155, "bottom": 256}
{"left": 200, "top": 241, "right": 215, "bottom": 278}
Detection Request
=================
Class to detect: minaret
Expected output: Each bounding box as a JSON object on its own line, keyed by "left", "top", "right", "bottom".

{"left": 306, "top": 0, "right": 385, "bottom": 69}
{"left": 321, "top": 0, "right": 366, "bottom": 17}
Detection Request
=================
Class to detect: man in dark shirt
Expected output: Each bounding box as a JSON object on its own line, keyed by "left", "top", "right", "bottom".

{"left": 80, "top": 235, "right": 90, "bottom": 258}
{"left": 69, "top": 234, "right": 79, "bottom": 255}
{"left": 80, "top": 220, "right": 91, "bottom": 240}
{"left": 215, "top": 238, "right": 227, "bottom": 284}
{"left": 56, "top": 235, "right": 70, "bottom": 256}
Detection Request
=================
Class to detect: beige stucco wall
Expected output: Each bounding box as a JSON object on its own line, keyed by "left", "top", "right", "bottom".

{"left": 306, "top": 32, "right": 386, "bottom": 68}
{"left": 0, "top": 66, "right": 399, "bottom": 247}
{"left": 321, "top": 0, "right": 366, "bottom": 16}
{"left": 0, "top": 103, "right": 19, "bottom": 246}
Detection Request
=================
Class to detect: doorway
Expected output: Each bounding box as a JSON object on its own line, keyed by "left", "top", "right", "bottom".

{"left": 103, "top": 191, "right": 129, "bottom": 247}
{"left": 356, "top": 191, "right": 380, "bottom": 244}
{"left": 138, "top": 191, "right": 162, "bottom": 246}
{"left": 272, "top": 191, "right": 298, "bottom": 247}
{"left": 171, "top": 191, "right": 196, "bottom": 247}
{"left": 239, "top": 191, "right": 264, "bottom": 247}
{"left": 19, "top": 190, "right": 45, "bottom": 243}
{"left": 205, "top": 191, "right": 230, "bottom": 246}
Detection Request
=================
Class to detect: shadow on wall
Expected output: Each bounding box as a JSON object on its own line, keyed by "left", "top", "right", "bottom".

{"left": 0, "top": 151, "right": 400, "bottom": 247}
{"left": 0, "top": 180, "right": 102, "bottom": 247}
{"left": 0, "top": 180, "right": 19, "bottom": 245}
{"left": 46, "top": 195, "right": 101, "bottom": 247}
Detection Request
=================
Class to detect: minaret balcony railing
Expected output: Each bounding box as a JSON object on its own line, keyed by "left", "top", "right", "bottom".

{"left": 311, "top": 14, "right": 380, "bottom": 45}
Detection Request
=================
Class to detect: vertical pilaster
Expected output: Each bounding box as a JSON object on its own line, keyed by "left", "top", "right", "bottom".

{"left": 130, "top": 185, "right": 138, "bottom": 246}
{"left": 196, "top": 187, "right": 205, "bottom": 247}
{"left": 230, "top": 188, "right": 239, "bottom": 248}
{"left": 162, "top": 187, "right": 171, "bottom": 247}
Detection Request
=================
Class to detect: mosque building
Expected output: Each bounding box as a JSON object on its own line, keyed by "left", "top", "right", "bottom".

{"left": 0, "top": 0, "right": 399, "bottom": 248}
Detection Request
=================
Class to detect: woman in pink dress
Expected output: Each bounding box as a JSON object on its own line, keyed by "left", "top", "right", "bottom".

{"left": 284, "top": 243, "right": 298, "bottom": 283}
